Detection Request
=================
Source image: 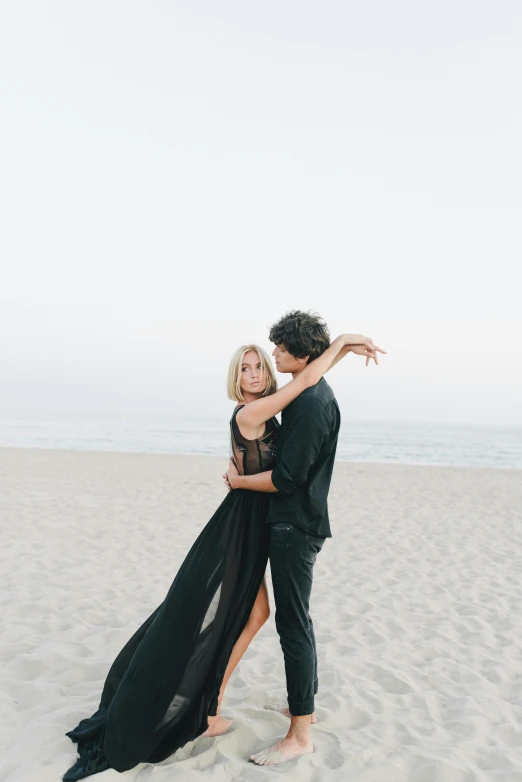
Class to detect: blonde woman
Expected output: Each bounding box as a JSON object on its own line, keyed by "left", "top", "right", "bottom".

{"left": 63, "top": 332, "right": 379, "bottom": 781}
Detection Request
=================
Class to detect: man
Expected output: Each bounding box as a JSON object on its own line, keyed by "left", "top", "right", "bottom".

{"left": 225, "top": 310, "right": 373, "bottom": 766}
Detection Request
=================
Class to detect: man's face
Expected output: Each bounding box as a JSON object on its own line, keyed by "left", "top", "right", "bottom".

{"left": 272, "top": 344, "right": 309, "bottom": 374}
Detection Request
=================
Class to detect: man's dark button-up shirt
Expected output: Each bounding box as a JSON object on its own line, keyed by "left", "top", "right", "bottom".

{"left": 267, "top": 377, "right": 340, "bottom": 538}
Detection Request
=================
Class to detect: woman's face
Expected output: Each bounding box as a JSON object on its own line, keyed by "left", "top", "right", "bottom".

{"left": 239, "top": 351, "right": 266, "bottom": 395}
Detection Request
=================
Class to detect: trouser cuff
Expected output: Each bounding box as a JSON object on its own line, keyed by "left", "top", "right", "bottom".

{"left": 288, "top": 695, "right": 315, "bottom": 717}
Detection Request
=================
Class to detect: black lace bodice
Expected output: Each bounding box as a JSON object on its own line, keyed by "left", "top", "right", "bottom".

{"left": 230, "top": 405, "right": 280, "bottom": 476}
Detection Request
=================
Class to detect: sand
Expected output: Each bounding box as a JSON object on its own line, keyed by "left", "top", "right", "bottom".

{"left": 1, "top": 447, "right": 522, "bottom": 782}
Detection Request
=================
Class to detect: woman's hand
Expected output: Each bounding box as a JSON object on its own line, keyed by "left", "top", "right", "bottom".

{"left": 324, "top": 334, "right": 387, "bottom": 374}
{"left": 350, "top": 341, "right": 387, "bottom": 366}
{"left": 338, "top": 334, "right": 387, "bottom": 366}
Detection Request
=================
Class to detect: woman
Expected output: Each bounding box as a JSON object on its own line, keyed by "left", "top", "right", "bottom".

{"left": 63, "top": 332, "right": 375, "bottom": 781}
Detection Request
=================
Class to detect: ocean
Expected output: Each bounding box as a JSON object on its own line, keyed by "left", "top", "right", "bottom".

{"left": 1, "top": 410, "right": 521, "bottom": 470}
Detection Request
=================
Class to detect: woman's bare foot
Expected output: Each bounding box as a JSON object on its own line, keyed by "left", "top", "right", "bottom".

{"left": 265, "top": 704, "right": 318, "bottom": 724}
{"left": 201, "top": 716, "right": 233, "bottom": 737}
{"left": 249, "top": 736, "right": 314, "bottom": 765}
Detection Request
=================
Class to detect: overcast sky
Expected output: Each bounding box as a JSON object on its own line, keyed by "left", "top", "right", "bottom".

{"left": 1, "top": 1, "right": 521, "bottom": 425}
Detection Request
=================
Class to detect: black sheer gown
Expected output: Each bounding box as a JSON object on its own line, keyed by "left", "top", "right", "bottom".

{"left": 63, "top": 406, "right": 279, "bottom": 780}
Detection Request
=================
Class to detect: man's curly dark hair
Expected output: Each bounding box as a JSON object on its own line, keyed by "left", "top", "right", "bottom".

{"left": 269, "top": 310, "right": 330, "bottom": 363}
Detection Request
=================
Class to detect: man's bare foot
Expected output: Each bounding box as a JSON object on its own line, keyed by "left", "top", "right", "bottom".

{"left": 265, "top": 704, "right": 318, "bottom": 724}
{"left": 249, "top": 736, "right": 314, "bottom": 765}
{"left": 201, "top": 715, "right": 233, "bottom": 737}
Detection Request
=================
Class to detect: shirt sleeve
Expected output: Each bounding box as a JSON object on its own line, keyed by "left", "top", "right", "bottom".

{"left": 271, "top": 397, "right": 332, "bottom": 496}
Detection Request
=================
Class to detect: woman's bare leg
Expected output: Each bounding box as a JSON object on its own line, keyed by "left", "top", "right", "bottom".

{"left": 202, "top": 575, "right": 270, "bottom": 736}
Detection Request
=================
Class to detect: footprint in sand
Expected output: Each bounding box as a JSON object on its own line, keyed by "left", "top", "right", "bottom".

{"left": 368, "top": 663, "right": 414, "bottom": 695}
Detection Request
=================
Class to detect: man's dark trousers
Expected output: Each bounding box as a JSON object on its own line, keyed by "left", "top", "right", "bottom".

{"left": 269, "top": 521, "right": 326, "bottom": 716}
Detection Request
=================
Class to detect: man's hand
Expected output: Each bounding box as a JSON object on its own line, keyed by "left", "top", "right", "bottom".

{"left": 223, "top": 458, "right": 239, "bottom": 491}
{"left": 343, "top": 333, "right": 375, "bottom": 345}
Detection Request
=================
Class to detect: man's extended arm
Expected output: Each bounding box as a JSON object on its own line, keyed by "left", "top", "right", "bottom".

{"left": 229, "top": 469, "right": 278, "bottom": 493}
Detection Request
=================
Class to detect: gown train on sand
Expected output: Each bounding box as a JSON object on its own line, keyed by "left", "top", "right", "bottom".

{"left": 63, "top": 407, "right": 279, "bottom": 780}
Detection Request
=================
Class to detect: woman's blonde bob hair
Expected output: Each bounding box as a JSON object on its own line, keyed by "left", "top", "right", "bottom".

{"left": 227, "top": 344, "right": 277, "bottom": 402}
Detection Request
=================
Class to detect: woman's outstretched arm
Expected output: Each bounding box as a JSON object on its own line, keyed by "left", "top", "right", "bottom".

{"left": 237, "top": 333, "right": 375, "bottom": 435}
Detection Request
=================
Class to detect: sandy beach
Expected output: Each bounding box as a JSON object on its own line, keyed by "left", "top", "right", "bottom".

{"left": 1, "top": 447, "right": 522, "bottom": 782}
